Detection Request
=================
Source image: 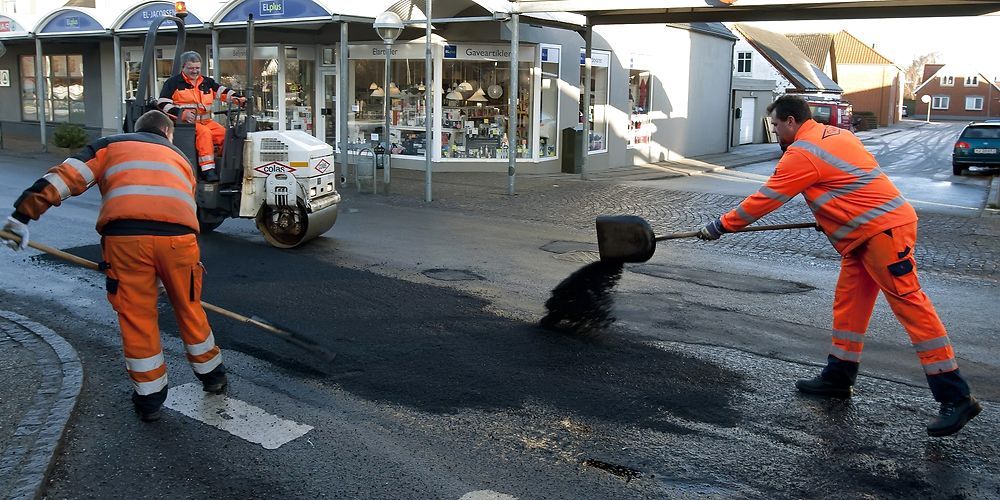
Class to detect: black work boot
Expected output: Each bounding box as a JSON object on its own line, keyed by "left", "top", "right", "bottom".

{"left": 927, "top": 396, "right": 982, "bottom": 437}
{"left": 795, "top": 375, "right": 853, "bottom": 398}
{"left": 132, "top": 387, "right": 168, "bottom": 423}
{"left": 197, "top": 364, "right": 228, "bottom": 395}
{"left": 202, "top": 168, "right": 220, "bottom": 183}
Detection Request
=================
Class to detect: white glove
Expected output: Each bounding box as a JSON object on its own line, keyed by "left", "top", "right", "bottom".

{"left": 2, "top": 216, "right": 29, "bottom": 251}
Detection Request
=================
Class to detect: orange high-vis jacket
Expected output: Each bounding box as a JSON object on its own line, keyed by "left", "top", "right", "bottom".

{"left": 156, "top": 73, "right": 238, "bottom": 122}
{"left": 721, "top": 119, "right": 917, "bottom": 255}
{"left": 12, "top": 132, "right": 200, "bottom": 234}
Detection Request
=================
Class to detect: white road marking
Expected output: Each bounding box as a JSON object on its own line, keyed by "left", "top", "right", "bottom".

{"left": 164, "top": 383, "right": 313, "bottom": 450}
{"left": 908, "top": 199, "right": 980, "bottom": 211}
{"left": 459, "top": 491, "right": 518, "bottom": 500}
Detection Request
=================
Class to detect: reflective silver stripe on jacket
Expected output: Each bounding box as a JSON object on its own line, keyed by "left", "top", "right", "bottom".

{"left": 64, "top": 157, "right": 96, "bottom": 186}
{"left": 185, "top": 332, "right": 217, "bottom": 357}
{"left": 832, "top": 329, "right": 866, "bottom": 344}
{"left": 133, "top": 373, "right": 169, "bottom": 396}
{"left": 43, "top": 173, "right": 71, "bottom": 200}
{"left": 922, "top": 358, "right": 959, "bottom": 375}
{"left": 913, "top": 336, "right": 952, "bottom": 352}
{"left": 829, "top": 345, "right": 862, "bottom": 362}
{"left": 104, "top": 160, "right": 194, "bottom": 192}
{"left": 828, "top": 196, "right": 907, "bottom": 243}
{"left": 734, "top": 186, "right": 793, "bottom": 224}
{"left": 103, "top": 185, "right": 197, "bottom": 213}
{"left": 733, "top": 206, "right": 758, "bottom": 225}
{"left": 125, "top": 352, "right": 165, "bottom": 373}
{"left": 789, "top": 140, "right": 886, "bottom": 211}
{"left": 191, "top": 353, "right": 223, "bottom": 374}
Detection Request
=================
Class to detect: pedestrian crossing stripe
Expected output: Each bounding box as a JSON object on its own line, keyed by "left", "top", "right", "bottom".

{"left": 164, "top": 382, "right": 313, "bottom": 449}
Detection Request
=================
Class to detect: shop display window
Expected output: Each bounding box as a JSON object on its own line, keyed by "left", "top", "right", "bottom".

{"left": 538, "top": 47, "right": 560, "bottom": 158}
{"left": 20, "top": 54, "right": 85, "bottom": 124}
{"left": 349, "top": 57, "right": 429, "bottom": 157}
{"left": 441, "top": 60, "right": 532, "bottom": 159}
{"left": 284, "top": 47, "right": 315, "bottom": 133}
{"left": 580, "top": 50, "right": 610, "bottom": 153}
{"left": 215, "top": 46, "right": 280, "bottom": 131}
{"left": 628, "top": 69, "right": 652, "bottom": 148}
{"left": 123, "top": 46, "right": 174, "bottom": 102}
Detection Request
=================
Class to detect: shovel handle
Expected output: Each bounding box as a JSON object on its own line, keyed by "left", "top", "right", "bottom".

{"left": 1, "top": 230, "right": 101, "bottom": 270}
{"left": 654, "top": 222, "right": 819, "bottom": 241}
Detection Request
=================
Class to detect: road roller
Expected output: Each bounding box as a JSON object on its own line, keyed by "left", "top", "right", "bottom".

{"left": 124, "top": 9, "right": 339, "bottom": 248}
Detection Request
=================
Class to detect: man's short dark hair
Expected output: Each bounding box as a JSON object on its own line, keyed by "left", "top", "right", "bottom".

{"left": 767, "top": 95, "right": 812, "bottom": 123}
{"left": 134, "top": 110, "right": 174, "bottom": 136}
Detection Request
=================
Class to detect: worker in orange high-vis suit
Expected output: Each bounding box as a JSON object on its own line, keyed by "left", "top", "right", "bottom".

{"left": 156, "top": 51, "right": 245, "bottom": 183}
{"left": 2, "top": 110, "right": 228, "bottom": 423}
{"left": 697, "top": 95, "right": 981, "bottom": 437}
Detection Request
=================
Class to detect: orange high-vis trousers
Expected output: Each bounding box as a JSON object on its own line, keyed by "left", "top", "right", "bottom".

{"left": 195, "top": 119, "right": 227, "bottom": 171}
{"left": 102, "top": 234, "right": 222, "bottom": 396}
{"left": 830, "top": 221, "right": 959, "bottom": 376}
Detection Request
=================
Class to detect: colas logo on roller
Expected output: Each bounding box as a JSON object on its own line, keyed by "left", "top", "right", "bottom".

{"left": 254, "top": 161, "right": 295, "bottom": 174}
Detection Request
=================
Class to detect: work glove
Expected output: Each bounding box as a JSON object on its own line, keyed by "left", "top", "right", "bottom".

{"left": 180, "top": 109, "right": 196, "bottom": 124}
{"left": 232, "top": 96, "right": 247, "bottom": 107}
{"left": 698, "top": 218, "right": 727, "bottom": 241}
{"left": 1, "top": 216, "right": 29, "bottom": 251}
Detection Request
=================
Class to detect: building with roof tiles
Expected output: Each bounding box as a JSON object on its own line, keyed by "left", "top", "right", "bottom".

{"left": 913, "top": 64, "right": 1000, "bottom": 120}
{"left": 787, "top": 30, "right": 904, "bottom": 127}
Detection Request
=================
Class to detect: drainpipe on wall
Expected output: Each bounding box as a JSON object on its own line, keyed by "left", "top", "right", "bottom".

{"left": 726, "top": 39, "right": 735, "bottom": 152}
{"left": 113, "top": 34, "right": 123, "bottom": 132}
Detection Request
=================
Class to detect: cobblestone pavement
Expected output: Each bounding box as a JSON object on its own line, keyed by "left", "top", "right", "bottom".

{"left": 360, "top": 169, "right": 999, "bottom": 281}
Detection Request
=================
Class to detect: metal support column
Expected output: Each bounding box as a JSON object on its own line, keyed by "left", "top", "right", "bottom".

{"left": 507, "top": 13, "right": 519, "bottom": 195}
{"left": 339, "top": 22, "right": 350, "bottom": 189}
{"left": 113, "top": 35, "right": 123, "bottom": 132}
{"left": 581, "top": 24, "right": 592, "bottom": 176}
{"left": 383, "top": 41, "right": 392, "bottom": 192}
{"left": 424, "top": 0, "right": 433, "bottom": 202}
{"left": 34, "top": 37, "right": 47, "bottom": 152}
{"left": 211, "top": 28, "right": 220, "bottom": 81}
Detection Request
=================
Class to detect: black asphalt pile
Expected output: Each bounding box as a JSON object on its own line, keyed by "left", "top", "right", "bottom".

{"left": 539, "top": 260, "right": 624, "bottom": 334}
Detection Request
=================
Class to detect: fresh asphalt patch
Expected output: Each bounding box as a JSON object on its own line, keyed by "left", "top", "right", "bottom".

{"left": 52, "top": 238, "right": 748, "bottom": 433}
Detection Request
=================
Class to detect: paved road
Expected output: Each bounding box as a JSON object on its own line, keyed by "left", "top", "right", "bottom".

{"left": 0, "top": 123, "right": 997, "bottom": 498}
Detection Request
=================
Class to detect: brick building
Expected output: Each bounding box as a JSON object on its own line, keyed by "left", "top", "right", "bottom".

{"left": 914, "top": 64, "right": 1000, "bottom": 120}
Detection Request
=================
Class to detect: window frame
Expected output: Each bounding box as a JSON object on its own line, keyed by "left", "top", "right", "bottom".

{"left": 932, "top": 95, "right": 950, "bottom": 110}
{"left": 580, "top": 48, "right": 611, "bottom": 155}
{"left": 19, "top": 54, "right": 86, "bottom": 125}
{"left": 965, "top": 96, "right": 984, "bottom": 111}
{"left": 736, "top": 51, "right": 752, "bottom": 74}
{"left": 964, "top": 75, "right": 979, "bottom": 87}
{"left": 940, "top": 75, "right": 955, "bottom": 87}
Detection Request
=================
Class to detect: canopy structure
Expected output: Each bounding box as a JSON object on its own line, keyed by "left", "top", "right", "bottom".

{"left": 0, "top": 13, "right": 33, "bottom": 39}
{"left": 34, "top": 7, "right": 112, "bottom": 37}
{"left": 508, "top": 0, "right": 1000, "bottom": 24}
{"left": 213, "top": 0, "right": 334, "bottom": 27}
{"left": 112, "top": 0, "right": 208, "bottom": 33}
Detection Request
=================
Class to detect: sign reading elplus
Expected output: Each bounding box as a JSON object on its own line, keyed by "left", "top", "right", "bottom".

{"left": 260, "top": 0, "right": 284, "bottom": 16}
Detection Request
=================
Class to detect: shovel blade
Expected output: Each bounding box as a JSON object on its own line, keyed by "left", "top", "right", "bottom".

{"left": 596, "top": 215, "right": 656, "bottom": 263}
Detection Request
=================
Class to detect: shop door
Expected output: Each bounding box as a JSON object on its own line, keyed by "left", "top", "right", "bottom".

{"left": 739, "top": 97, "right": 755, "bottom": 145}
{"left": 319, "top": 70, "right": 337, "bottom": 146}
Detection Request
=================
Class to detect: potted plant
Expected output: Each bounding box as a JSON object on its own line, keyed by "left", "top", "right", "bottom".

{"left": 51, "top": 123, "right": 89, "bottom": 155}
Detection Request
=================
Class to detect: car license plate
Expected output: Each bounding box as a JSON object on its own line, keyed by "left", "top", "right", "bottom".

{"left": 973, "top": 148, "right": 997, "bottom": 154}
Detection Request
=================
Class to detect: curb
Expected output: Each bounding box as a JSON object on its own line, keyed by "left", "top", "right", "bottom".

{"left": 0, "top": 311, "right": 82, "bottom": 500}
{"left": 988, "top": 175, "right": 1000, "bottom": 210}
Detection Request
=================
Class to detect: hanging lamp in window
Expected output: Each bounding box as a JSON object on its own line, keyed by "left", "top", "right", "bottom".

{"left": 371, "top": 85, "right": 385, "bottom": 97}
{"left": 457, "top": 62, "right": 473, "bottom": 92}
{"left": 467, "top": 64, "right": 488, "bottom": 102}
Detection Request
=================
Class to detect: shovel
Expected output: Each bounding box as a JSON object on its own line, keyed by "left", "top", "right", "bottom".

{"left": 596, "top": 215, "right": 819, "bottom": 263}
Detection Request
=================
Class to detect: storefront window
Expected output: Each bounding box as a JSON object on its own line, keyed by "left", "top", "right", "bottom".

{"left": 441, "top": 51, "right": 532, "bottom": 159}
{"left": 349, "top": 44, "right": 429, "bottom": 157}
{"left": 20, "top": 54, "right": 85, "bottom": 124}
{"left": 627, "top": 68, "right": 652, "bottom": 148}
{"left": 123, "top": 46, "right": 174, "bottom": 101}
{"left": 538, "top": 46, "right": 560, "bottom": 158}
{"left": 284, "top": 46, "right": 315, "bottom": 133}
{"left": 217, "top": 46, "right": 279, "bottom": 131}
{"left": 580, "top": 49, "right": 610, "bottom": 153}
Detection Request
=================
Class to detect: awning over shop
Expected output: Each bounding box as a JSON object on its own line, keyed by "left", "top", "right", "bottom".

{"left": 0, "top": 14, "right": 33, "bottom": 39}
{"left": 113, "top": 0, "right": 207, "bottom": 33}
{"left": 35, "top": 7, "right": 110, "bottom": 37}
{"left": 214, "top": 0, "right": 334, "bottom": 26}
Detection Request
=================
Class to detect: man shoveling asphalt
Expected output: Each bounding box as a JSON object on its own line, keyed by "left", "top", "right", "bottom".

{"left": 698, "top": 95, "right": 981, "bottom": 437}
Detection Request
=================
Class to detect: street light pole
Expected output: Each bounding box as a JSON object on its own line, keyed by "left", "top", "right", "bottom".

{"left": 424, "top": 0, "right": 433, "bottom": 202}
{"left": 374, "top": 11, "right": 404, "bottom": 194}
{"left": 920, "top": 94, "right": 932, "bottom": 123}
